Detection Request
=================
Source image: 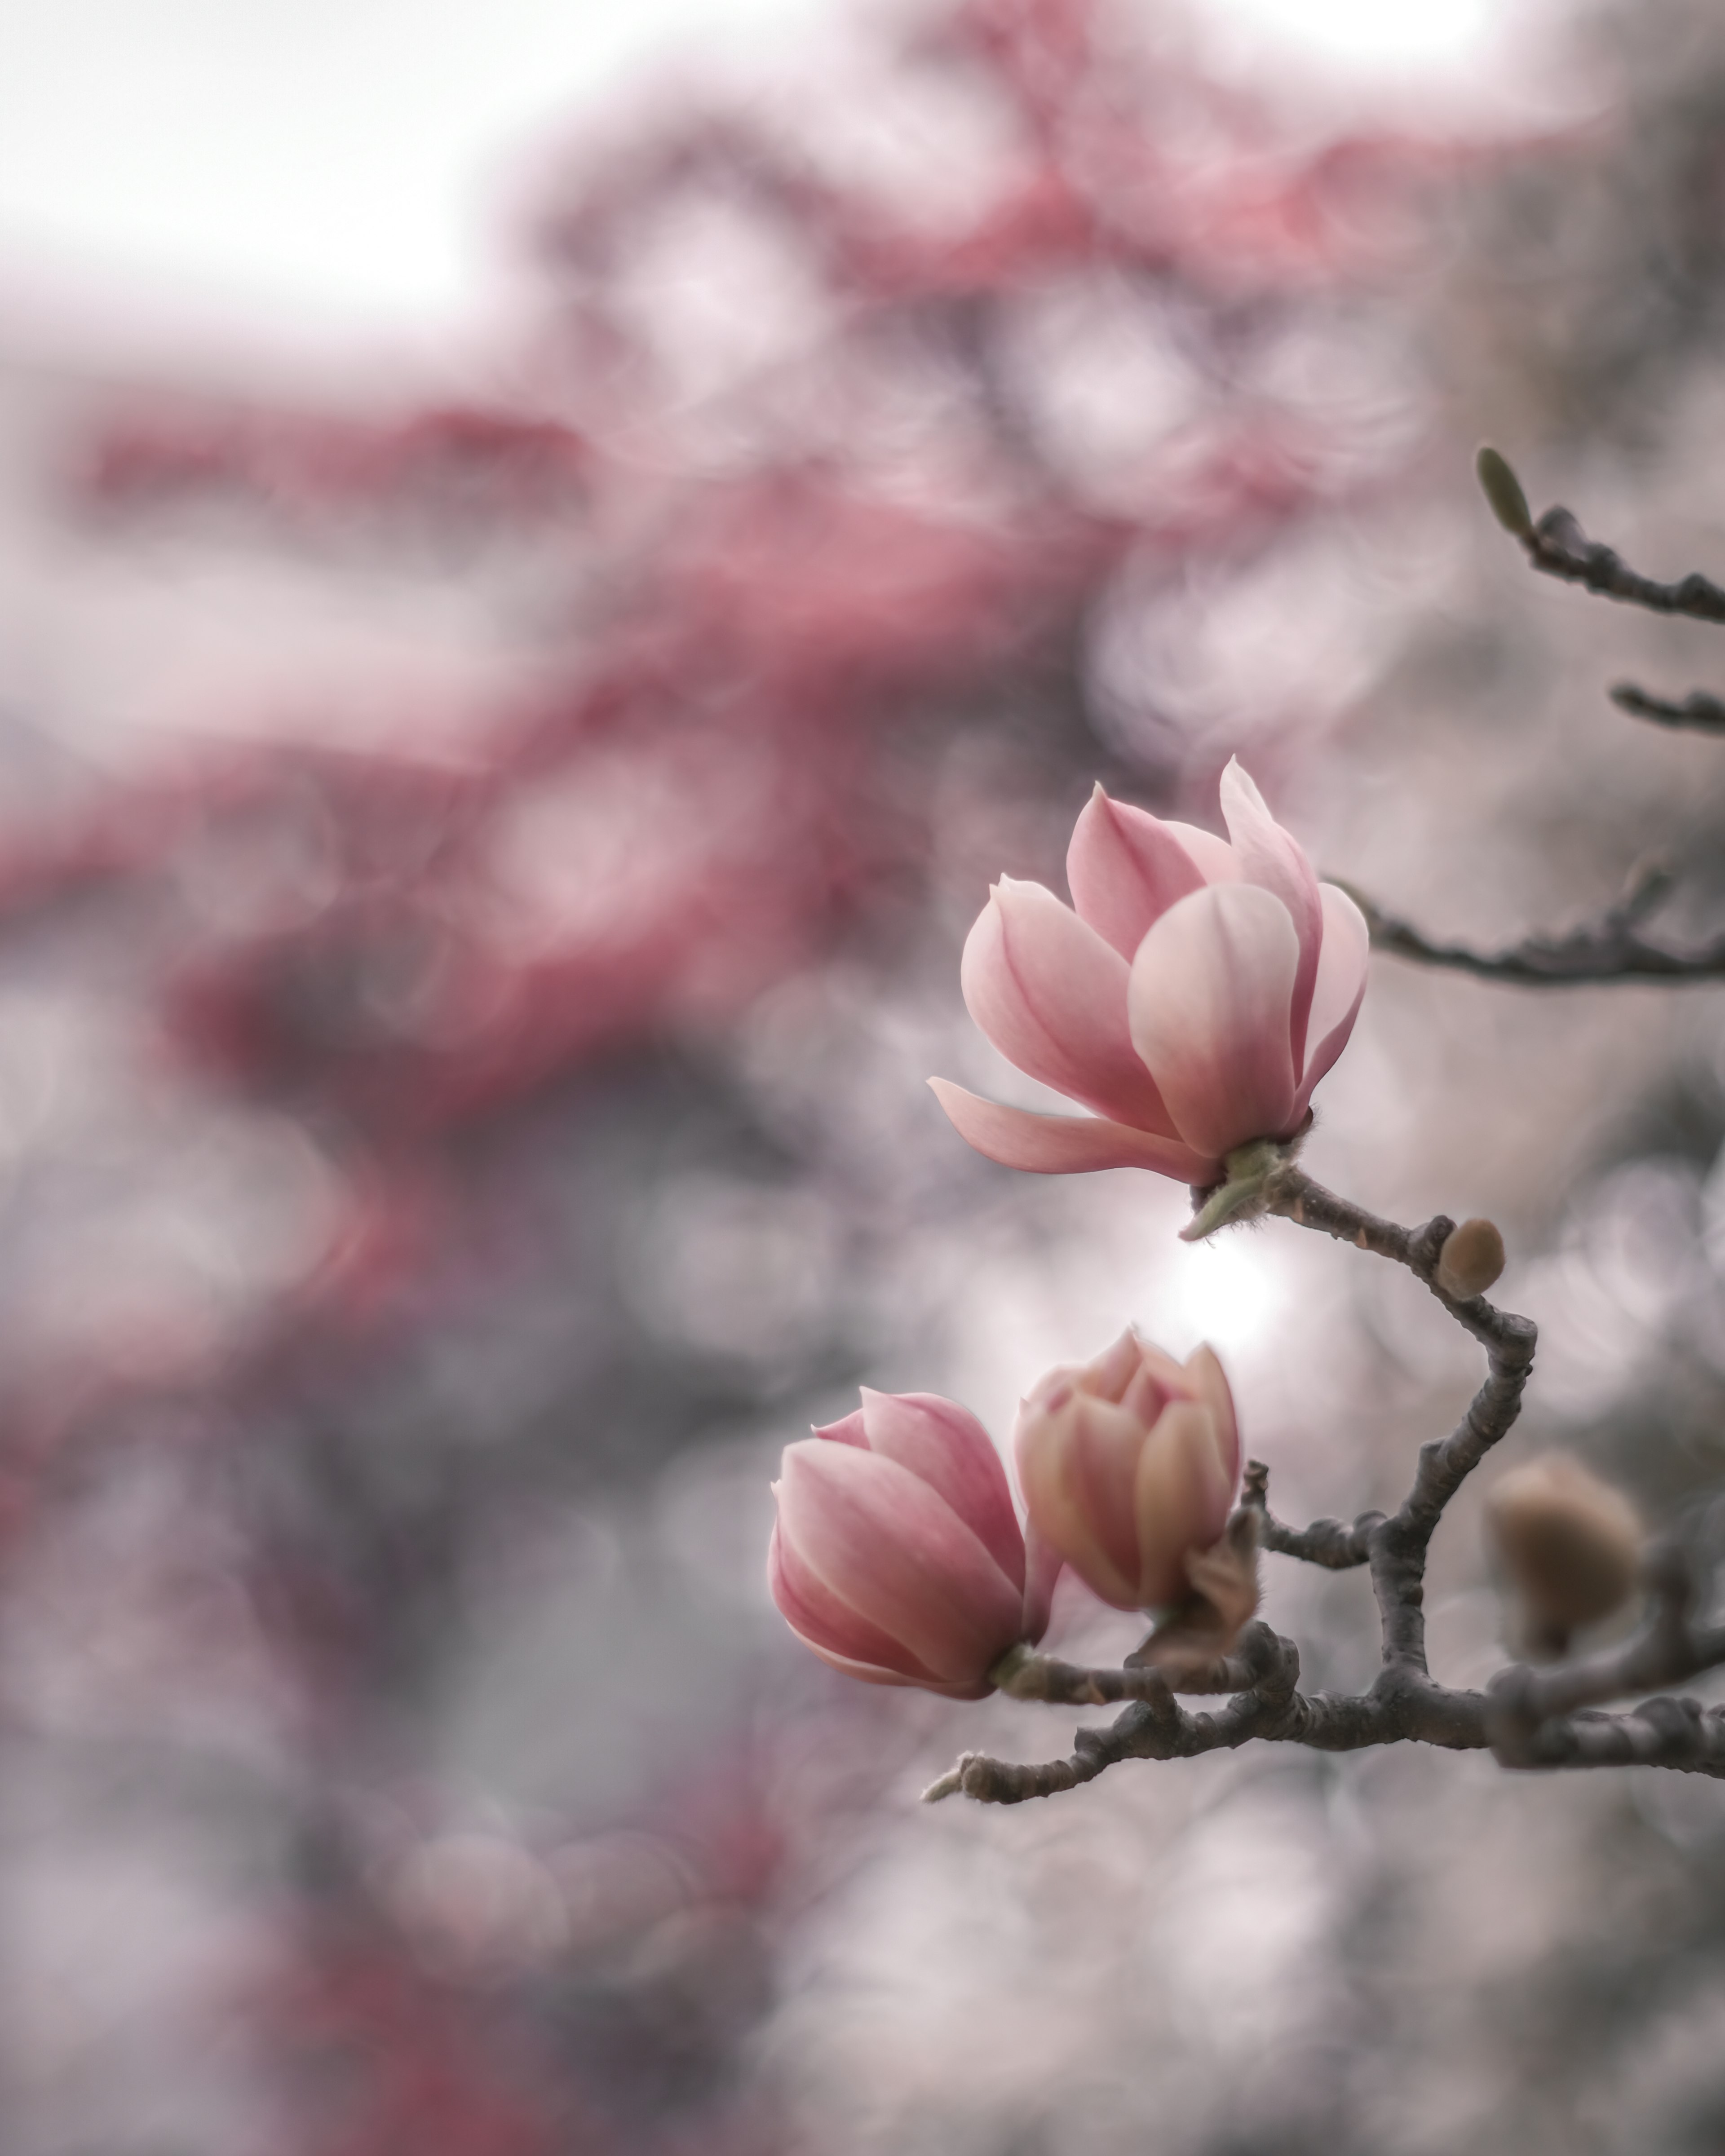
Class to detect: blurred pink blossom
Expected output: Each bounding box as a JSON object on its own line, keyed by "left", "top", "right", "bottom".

{"left": 1015, "top": 1330, "right": 1239, "bottom": 1611}
{"left": 769, "top": 1390, "right": 1056, "bottom": 1698}
{"left": 931, "top": 760, "right": 1369, "bottom": 1183}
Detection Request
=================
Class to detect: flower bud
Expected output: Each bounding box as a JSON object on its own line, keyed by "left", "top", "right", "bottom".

{"left": 1476, "top": 446, "right": 1533, "bottom": 538}
{"left": 769, "top": 1389, "right": 1054, "bottom": 1699}
{"left": 1014, "top": 1329, "right": 1240, "bottom": 1613}
{"left": 1436, "top": 1217, "right": 1505, "bottom": 1300}
{"left": 1486, "top": 1453, "right": 1643, "bottom": 1657}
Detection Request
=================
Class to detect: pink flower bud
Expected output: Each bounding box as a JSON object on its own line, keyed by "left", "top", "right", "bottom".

{"left": 1014, "top": 1330, "right": 1240, "bottom": 1611}
{"left": 930, "top": 761, "right": 1369, "bottom": 1184}
{"left": 769, "top": 1389, "right": 1056, "bottom": 1699}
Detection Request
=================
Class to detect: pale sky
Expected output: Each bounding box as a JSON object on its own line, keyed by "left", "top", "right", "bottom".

{"left": 0, "top": 0, "right": 1509, "bottom": 348}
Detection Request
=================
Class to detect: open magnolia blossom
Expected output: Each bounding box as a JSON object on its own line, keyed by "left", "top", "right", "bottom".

{"left": 1014, "top": 1328, "right": 1241, "bottom": 1613}
{"left": 769, "top": 1388, "right": 1057, "bottom": 1699}
{"left": 930, "top": 760, "right": 1370, "bottom": 1186}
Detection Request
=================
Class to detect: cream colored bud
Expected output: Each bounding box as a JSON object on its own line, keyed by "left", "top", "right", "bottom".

{"left": 1486, "top": 1454, "right": 1643, "bottom": 1655}
{"left": 1476, "top": 446, "right": 1533, "bottom": 538}
{"left": 1436, "top": 1217, "right": 1505, "bottom": 1300}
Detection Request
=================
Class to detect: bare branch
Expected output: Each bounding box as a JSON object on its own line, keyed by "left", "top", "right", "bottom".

{"left": 1610, "top": 681, "right": 1725, "bottom": 733}
{"left": 1241, "top": 1458, "right": 1377, "bottom": 1569}
{"left": 930, "top": 1170, "right": 1545, "bottom": 1804}
{"left": 1520, "top": 504, "right": 1725, "bottom": 625}
{"left": 1486, "top": 1536, "right": 1725, "bottom": 1772}
{"left": 1349, "top": 868, "right": 1725, "bottom": 986}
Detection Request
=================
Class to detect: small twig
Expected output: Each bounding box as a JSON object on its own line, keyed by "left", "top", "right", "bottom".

{"left": 1610, "top": 682, "right": 1725, "bottom": 734}
{"left": 1240, "top": 1458, "right": 1377, "bottom": 1570}
{"left": 1522, "top": 505, "right": 1725, "bottom": 625}
{"left": 1349, "top": 869, "right": 1725, "bottom": 986}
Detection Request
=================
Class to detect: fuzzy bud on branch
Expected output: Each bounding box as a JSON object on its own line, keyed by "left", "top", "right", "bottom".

{"left": 1436, "top": 1216, "right": 1506, "bottom": 1299}
{"left": 1486, "top": 1453, "right": 1644, "bottom": 1659}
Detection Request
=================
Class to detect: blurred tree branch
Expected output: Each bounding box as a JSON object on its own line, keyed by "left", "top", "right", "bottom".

{"left": 1349, "top": 865, "right": 1725, "bottom": 985}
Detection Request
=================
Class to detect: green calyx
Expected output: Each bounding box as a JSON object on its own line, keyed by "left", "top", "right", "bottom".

{"left": 1181, "top": 1137, "right": 1291, "bottom": 1244}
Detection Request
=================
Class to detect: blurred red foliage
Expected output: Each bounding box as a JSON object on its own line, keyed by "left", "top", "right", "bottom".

{"left": 5, "top": 1, "right": 1468, "bottom": 2147}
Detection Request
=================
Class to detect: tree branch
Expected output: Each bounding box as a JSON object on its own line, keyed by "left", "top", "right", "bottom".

{"left": 1520, "top": 504, "right": 1725, "bottom": 625}
{"left": 1610, "top": 682, "right": 1725, "bottom": 734}
{"left": 927, "top": 1171, "right": 1547, "bottom": 1803}
{"left": 1486, "top": 1536, "right": 1725, "bottom": 1771}
{"left": 1240, "top": 1458, "right": 1376, "bottom": 1569}
{"left": 1348, "top": 867, "right": 1725, "bottom": 986}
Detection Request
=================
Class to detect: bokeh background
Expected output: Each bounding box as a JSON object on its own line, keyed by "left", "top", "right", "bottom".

{"left": 3, "top": 0, "right": 1725, "bottom": 2149}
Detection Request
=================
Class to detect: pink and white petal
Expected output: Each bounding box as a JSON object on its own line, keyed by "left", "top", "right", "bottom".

{"left": 769, "top": 1514, "right": 932, "bottom": 1681}
{"left": 1218, "top": 760, "right": 1323, "bottom": 1071}
{"left": 1181, "top": 1344, "right": 1240, "bottom": 1489}
{"left": 962, "top": 879, "right": 1177, "bottom": 1131}
{"left": 929, "top": 1079, "right": 1219, "bottom": 1184}
{"left": 1133, "top": 1402, "right": 1235, "bottom": 1608}
{"left": 1119, "top": 1357, "right": 1177, "bottom": 1432}
{"left": 811, "top": 1408, "right": 869, "bottom": 1448}
{"left": 1293, "top": 882, "right": 1371, "bottom": 1115}
{"left": 1157, "top": 821, "right": 1242, "bottom": 887}
{"left": 1066, "top": 786, "right": 1210, "bottom": 959}
{"left": 776, "top": 1443, "right": 1023, "bottom": 1685}
{"left": 1021, "top": 1520, "right": 1062, "bottom": 1644}
{"left": 858, "top": 1388, "right": 1025, "bottom": 1590}
{"left": 1126, "top": 884, "right": 1300, "bottom": 1161}
{"left": 794, "top": 1634, "right": 995, "bottom": 1700}
{"left": 1083, "top": 1328, "right": 1146, "bottom": 1405}
{"left": 1015, "top": 1400, "right": 1141, "bottom": 1610}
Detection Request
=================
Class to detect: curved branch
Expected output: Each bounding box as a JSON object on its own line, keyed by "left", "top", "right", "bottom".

{"left": 1610, "top": 682, "right": 1725, "bottom": 734}
{"left": 1521, "top": 505, "right": 1725, "bottom": 624}
{"left": 1349, "top": 871, "right": 1725, "bottom": 986}
{"left": 1240, "top": 1458, "right": 1376, "bottom": 1569}
{"left": 929, "top": 1171, "right": 1540, "bottom": 1804}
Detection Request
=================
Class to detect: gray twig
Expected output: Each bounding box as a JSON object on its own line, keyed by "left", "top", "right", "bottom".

{"left": 1522, "top": 505, "right": 1725, "bottom": 624}
{"left": 1349, "top": 867, "right": 1725, "bottom": 987}
{"left": 1610, "top": 682, "right": 1725, "bottom": 733}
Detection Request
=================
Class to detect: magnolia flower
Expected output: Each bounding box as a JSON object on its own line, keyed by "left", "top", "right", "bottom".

{"left": 931, "top": 760, "right": 1369, "bottom": 1186}
{"left": 770, "top": 1388, "right": 1056, "bottom": 1698}
{"left": 1015, "top": 1329, "right": 1240, "bottom": 1612}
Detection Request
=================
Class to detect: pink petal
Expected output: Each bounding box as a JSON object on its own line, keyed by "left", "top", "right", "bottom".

{"left": 857, "top": 1388, "right": 1025, "bottom": 1590}
{"left": 1182, "top": 1344, "right": 1240, "bottom": 1489}
{"left": 1066, "top": 786, "right": 1209, "bottom": 959}
{"left": 769, "top": 1515, "right": 935, "bottom": 1682}
{"left": 1292, "top": 882, "right": 1370, "bottom": 1118}
{"left": 1133, "top": 1402, "right": 1235, "bottom": 1608}
{"left": 1015, "top": 1397, "right": 1141, "bottom": 1610}
{"left": 1126, "top": 883, "right": 1300, "bottom": 1162}
{"left": 960, "top": 879, "right": 1177, "bottom": 1132}
{"left": 1084, "top": 1328, "right": 1146, "bottom": 1404}
{"left": 1021, "top": 1521, "right": 1060, "bottom": 1644}
{"left": 929, "top": 1079, "right": 1219, "bottom": 1184}
{"left": 1219, "top": 760, "right": 1323, "bottom": 1075}
{"left": 811, "top": 1409, "right": 869, "bottom": 1448}
{"left": 1159, "top": 821, "right": 1242, "bottom": 887}
{"left": 792, "top": 1632, "right": 994, "bottom": 1701}
{"left": 775, "top": 1441, "right": 1023, "bottom": 1685}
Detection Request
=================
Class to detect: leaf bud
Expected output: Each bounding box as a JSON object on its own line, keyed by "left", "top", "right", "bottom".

{"left": 1486, "top": 1453, "right": 1643, "bottom": 1658}
{"left": 1436, "top": 1216, "right": 1505, "bottom": 1299}
{"left": 1476, "top": 446, "right": 1533, "bottom": 538}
